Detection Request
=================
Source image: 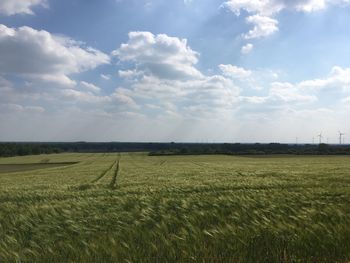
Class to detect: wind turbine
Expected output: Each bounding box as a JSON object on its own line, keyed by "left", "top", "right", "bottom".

{"left": 339, "top": 131, "right": 345, "bottom": 145}
{"left": 318, "top": 132, "right": 323, "bottom": 144}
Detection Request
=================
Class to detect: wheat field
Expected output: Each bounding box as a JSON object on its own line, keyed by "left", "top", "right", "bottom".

{"left": 0, "top": 153, "right": 349, "bottom": 262}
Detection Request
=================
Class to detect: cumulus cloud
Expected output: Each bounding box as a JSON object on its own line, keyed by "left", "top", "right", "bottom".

{"left": 31, "top": 74, "right": 77, "bottom": 88}
{"left": 299, "top": 66, "right": 350, "bottom": 92}
{"left": 0, "top": 103, "right": 45, "bottom": 113}
{"left": 223, "top": 0, "right": 350, "bottom": 40}
{"left": 223, "top": 0, "right": 279, "bottom": 16}
{"left": 239, "top": 65, "right": 350, "bottom": 115}
{"left": 222, "top": 0, "right": 339, "bottom": 16}
{"left": 0, "top": 0, "right": 47, "bottom": 16}
{"left": 113, "top": 32, "right": 241, "bottom": 119}
{"left": 112, "top": 31, "right": 202, "bottom": 80}
{"left": 241, "top": 43, "right": 253, "bottom": 54}
{"left": 296, "top": 0, "right": 326, "bottom": 12}
{"left": 269, "top": 82, "right": 317, "bottom": 103}
{"left": 100, "top": 74, "right": 111, "bottom": 80}
{"left": 244, "top": 15, "right": 278, "bottom": 39}
{"left": 114, "top": 31, "right": 341, "bottom": 121}
{"left": 59, "top": 89, "right": 109, "bottom": 104}
{"left": 219, "top": 64, "right": 252, "bottom": 79}
{"left": 111, "top": 89, "right": 140, "bottom": 109}
{"left": 0, "top": 24, "right": 110, "bottom": 87}
{"left": 0, "top": 24, "right": 113, "bottom": 116}
{"left": 2, "top": 26, "right": 349, "bottom": 141}
{"left": 0, "top": 24, "right": 110, "bottom": 74}
{"left": 238, "top": 80, "right": 317, "bottom": 115}
{"left": 80, "top": 81, "right": 101, "bottom": 93}
{"left": 118, "top": 69, "right": 143, "bottom": 79}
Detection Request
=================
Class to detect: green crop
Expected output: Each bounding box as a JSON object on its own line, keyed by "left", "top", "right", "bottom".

{"left": 0, "top": 153, "right": 349, "bottom": 262}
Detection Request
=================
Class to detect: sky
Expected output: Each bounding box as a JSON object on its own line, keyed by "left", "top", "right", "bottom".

{"left": 1, "top": 0, "right": 350, "bottom": 143}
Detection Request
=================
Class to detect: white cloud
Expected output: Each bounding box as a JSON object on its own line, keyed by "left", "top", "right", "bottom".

{"left": 25, "top": 105, "right": 45, "bottom": 113}
{"left": 113, "top": 32, "right": 242, "bottom": 119}
{"left": 241, "top": 43, "right": 253, "bottom": 54}
{"left": 216, "top": 65, "right": 350, "bottom": 118}
{"left": 2, "top": 25, "right": 350, "bottom": 142}
{"left": 295, "top": 0, "right": 326, "bottom": 12}
{"left": 244, "top": 15, "right": 278, "bottom": 39}
{"left": 219, "top": 64, "right": 252, "bottom": 79}
{"left": 146, "top": 104, "right": 162, "bottom": 110}
{"left": 112, "top": 32, "right": 243, "bottom": 118}
{"left": 238, "top": 66, "right": 350, "bottom": 115}
{"left": 269, "top": 82, "right": 317, "bottom": 103}
{"left": 0, "top": 103, "right": 45, "bottom": 113}
{"left": 238, "top": 80, "right": 317, "bottom": 116}
{"left": 223, "top": 0, "right": 350, "bottom": 40}
{"left": 101, "top": 74, "right": 111, "bottom": 80}
{"left": 114, "top": 31, "right": 334, "bottom": 120}
{"left": 30, "top": 74, "right": 77, "bottom": 88}
{"left": 0, "top": 0, "right": 47, "bottom": 16}
{"left": 118, "top": 74, "right": 239, "bottom": 119}
{"left": 299, "top": 66, "right": 350, "bottom": 92}
{"left": 118, "top": 69, "right": 143, "bottom": 79}
{"left": 0, "top": 23, "right": 111, "bottom": 111}
{"left": 111, "top": 89, "right": 140, "bottom": 109}
{"left": 112, "top": 31, "right": 202, "bottom": 80}
{"left": 80, "top": 81, "right": 101, "bottom": 93}
{"left": 223, "top": 0, "right": 281, "bottom": 17}
{"left": 0, "top": 24, "right": 110, "bottom": 86}
{"left": 222, "top": 0, "right": 339, "bottom": 16}
{"left": 60, "top": 89, "right": 109, "bottom": 104}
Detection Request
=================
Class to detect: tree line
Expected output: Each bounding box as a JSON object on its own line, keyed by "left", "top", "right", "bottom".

{"left": 1, "top": 142, "right": 350, "bottom": 157}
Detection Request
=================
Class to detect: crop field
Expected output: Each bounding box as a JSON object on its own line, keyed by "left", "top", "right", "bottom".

{"left": 0, "top": 153, "right": 349, "bottom": 262}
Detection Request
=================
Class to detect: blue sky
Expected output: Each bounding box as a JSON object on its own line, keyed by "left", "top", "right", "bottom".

{"left": 1, "top": 0, "right": 350, "bottom": 143}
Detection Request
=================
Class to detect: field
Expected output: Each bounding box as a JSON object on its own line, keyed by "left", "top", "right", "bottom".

{"left": 0, "top": 153, "right": 349, "bottom": 262}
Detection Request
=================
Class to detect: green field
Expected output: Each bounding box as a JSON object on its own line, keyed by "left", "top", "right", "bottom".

{"left": 0, "top": 153, "right": 349, "bottom": 262}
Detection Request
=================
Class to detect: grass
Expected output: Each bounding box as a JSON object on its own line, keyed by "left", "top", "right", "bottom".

{"left": 0, "top": 153, "right": 349, "bottom": 262}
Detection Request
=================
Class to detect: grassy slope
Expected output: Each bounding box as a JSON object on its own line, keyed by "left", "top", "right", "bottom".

{"left": 0, "top": 153, "right": 349, "bottom": 262}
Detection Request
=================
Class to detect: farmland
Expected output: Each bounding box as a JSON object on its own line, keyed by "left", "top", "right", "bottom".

{"left": 0, "top": 153, "right": 349, "bottom": 262}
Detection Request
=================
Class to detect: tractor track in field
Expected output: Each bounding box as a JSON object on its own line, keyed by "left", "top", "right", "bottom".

{"left": 91, "top": 158, "right": 118, "bottom": 184}
{"left": 109, "top": 154, "right": 121, "bottom": 189}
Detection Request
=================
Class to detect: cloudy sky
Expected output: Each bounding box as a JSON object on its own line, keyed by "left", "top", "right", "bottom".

{"left": 1, "top": 0, "right": 350, "bottom": 143}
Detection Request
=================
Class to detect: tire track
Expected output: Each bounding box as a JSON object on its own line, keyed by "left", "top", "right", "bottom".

{"left": 91, "top": 158, "right": 118, "bottom": 184}
{"left": 109, "top": 155, "right": 121, "bottom": 189}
